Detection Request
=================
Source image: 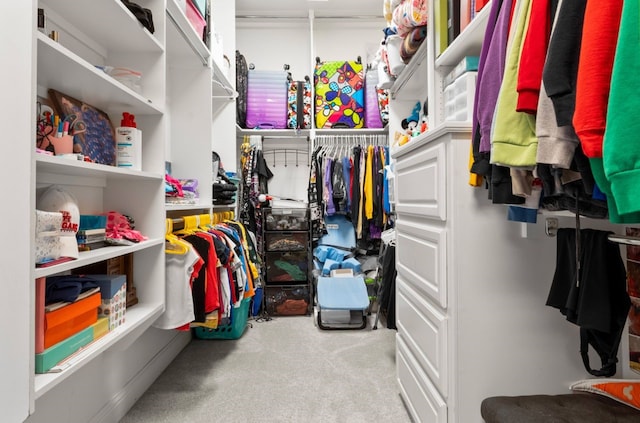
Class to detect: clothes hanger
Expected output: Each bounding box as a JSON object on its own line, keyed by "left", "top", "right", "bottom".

{"left": 165, "top": 219, "right": 189, "bottom": 255}
{"left": 198, "top": 213, "right": 212, "bottom": 230}
{"left": 174, "top": 215, "right": 200, "bottom": 236}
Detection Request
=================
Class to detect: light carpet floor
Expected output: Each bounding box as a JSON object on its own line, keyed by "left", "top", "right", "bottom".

{"left": 120, "top": 313, "right": 411, "bottom": 423}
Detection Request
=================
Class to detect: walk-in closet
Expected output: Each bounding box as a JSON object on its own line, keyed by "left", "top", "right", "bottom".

{"left": 5, "top": 0, "right": 640, "bottom": 422}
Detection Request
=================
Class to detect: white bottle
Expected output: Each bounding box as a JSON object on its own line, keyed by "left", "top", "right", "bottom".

{"left": 115, "top": 112, "right": 142, "bottom": 171}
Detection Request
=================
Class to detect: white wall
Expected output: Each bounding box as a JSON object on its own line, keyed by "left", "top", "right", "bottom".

{"left": 235, "top": 17, "right": 385, "bottom": 200}
{"left": 212, "top": 0, "right": 238, "bottom": 172}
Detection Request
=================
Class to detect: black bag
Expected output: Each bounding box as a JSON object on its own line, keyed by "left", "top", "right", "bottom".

{"left": 121, "top": 0, "right": 155, "bottom": 34}
{"left": 236, "top": 50, "right": 248, "bottom": 128}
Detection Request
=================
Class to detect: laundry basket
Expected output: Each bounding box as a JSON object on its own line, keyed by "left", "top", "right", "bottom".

{"left": 193, "top": 297, "right": 251, "bottom": 340}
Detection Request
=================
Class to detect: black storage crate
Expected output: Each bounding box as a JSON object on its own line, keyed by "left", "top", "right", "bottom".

{"left": 265, "top": 251, "right": 309, "bottom": 283}
{"left": 265, "top": 285, "right": 311, "bottom": 316}
{"left": 265, "top": 231, "right": 308, "bottom": 252}
{"left": 264, "top": 208, "right": 309, "bottom": 231}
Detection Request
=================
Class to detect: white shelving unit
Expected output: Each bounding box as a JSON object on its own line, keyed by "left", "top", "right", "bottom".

{"left": 5, "top": 1, "right": 235, "bottom": 421}
{"left": 0, "top": 0, "right": 227, "bottom": 421}
{"left": 30, "top": 0, "right": 168, "bottom": 417}
{"left": 390, "top": 2, "right": 622, "bottom": 422}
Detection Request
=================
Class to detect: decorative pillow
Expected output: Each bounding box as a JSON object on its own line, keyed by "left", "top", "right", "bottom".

{"left": 571, "top": 379, "right": 640, "bottom": 411}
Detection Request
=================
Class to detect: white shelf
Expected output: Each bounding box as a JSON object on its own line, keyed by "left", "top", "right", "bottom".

{"left": 35, "top": 154, "right": 162, "bottom": 181}
{"left": 237, "top": 127, "right": 311, "bottom": 138}
{"left": 34, "top": 301, "right": 164, "bottom": 399}
{"left": 37, "top": 34, "right": 163, "bottom": 116}
{"left": 34, "top": 238, "right": 163, "bottom": 279}
{"left": 165, "top": 203, "right": 212, "bottom": 211}
{"left": 213, "top": 204, "right": 236, "bottom": 210}
{"left": 315, "top": 127, "right": 389, "bottom": 136}
{"left": 166, "top": 0, "right": 210, "bottom": 67}
{"left": 43, "top": 0, "right": 163, "bottom": 54}
{"left": 390, "top": 38, "right": 429, "bottom": 99}
{"left": 391, "top": 121, "right": 471, "bottom": 158}
{"left": 212, "top": 60, "right": 235, "bottom": 99}
{"left": 435, "top": 2, "right": 492, "bottom": 69}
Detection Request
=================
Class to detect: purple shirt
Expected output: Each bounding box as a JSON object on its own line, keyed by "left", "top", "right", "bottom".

{"left": 476, "top": 0, "right": 514, "bottom": 153}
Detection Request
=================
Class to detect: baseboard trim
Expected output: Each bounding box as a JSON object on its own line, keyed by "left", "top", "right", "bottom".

{"left": 90, "top": 331, "right": 191, "bottom": 423}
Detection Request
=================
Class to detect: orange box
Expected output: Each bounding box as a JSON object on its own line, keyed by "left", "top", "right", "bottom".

{"left": 44, "top": 292, "right": 100, "bottom": 349}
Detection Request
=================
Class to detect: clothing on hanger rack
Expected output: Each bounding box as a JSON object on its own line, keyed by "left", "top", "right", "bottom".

{"left": 309, "top": 134, "right": 391, "bottom": 245}
{"left": 156, "top": 213, "right": 259, "bottom": 333}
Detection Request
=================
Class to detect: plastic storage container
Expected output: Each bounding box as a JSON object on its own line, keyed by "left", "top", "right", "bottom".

{"left": 193, "top": 297, "right": 251, "bottom": 340}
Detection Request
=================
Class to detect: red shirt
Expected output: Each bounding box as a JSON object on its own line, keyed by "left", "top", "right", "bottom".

{"left": 573, "top": 0, "right": 623, "bottom": 158}
{"left": 516, "top": 0, "right": 553, "bottom": 114}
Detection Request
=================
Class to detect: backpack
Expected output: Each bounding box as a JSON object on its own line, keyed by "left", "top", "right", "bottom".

{"left": 121, "top": 0, "right": 154, "bottom": 33}
{"left": 236, "top": 50, "right": 248, "bottom": 127}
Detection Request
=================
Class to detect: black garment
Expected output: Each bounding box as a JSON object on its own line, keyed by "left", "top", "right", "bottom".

{"left": 255, "top": 149, "right": 273, "bottom": 194}
{"left": 378, "top": 244, "right": 397, "bottom": 330}
{"left": 547, "top": 228, "right": 630, "bottom": 377}
{"left": 45, "top": 275, "right": 98, "bottom": 304}
{"left": 351, "top": 146, "right": 362, "bottom": 224}
{"left": 121, "top": 0, "right": 154, "bottom": 33}
{"left": 542, "top": 0, "right": 587, "bottom": 126}
{"left": 374, "top": 146, "right": 385, "bottom": 228}
{"left": 490, "top": 165, "right": 526, "bottom": 205}
{"left": 183, "top": 235, "right": 212, "bottom": 323}
{"left": 332, "top": 159, "right": 347, "bottom": 213}
{"left": 538, "top": 149, "right": 608, "bottom": 219}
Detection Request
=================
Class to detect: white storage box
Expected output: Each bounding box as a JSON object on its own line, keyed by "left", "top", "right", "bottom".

{"left": 443, "top": 72, "right": 477, "bottom": 122}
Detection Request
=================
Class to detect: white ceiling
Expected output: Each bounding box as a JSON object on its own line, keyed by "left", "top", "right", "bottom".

{"left": 235, "top": 0, "right": 383, "bottom": 18}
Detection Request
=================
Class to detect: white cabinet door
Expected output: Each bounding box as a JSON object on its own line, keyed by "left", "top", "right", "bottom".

{"left": 397, "top": 278, "right": 449, "bottom": 396}
{"left": 396, "top": 219, "right": 448, "bottom": 308}
{"left": 397, "top": 335, "right": 448, "bottom": 423}
{"left": 394, "top": 142, "right": 447, "bottom": 221}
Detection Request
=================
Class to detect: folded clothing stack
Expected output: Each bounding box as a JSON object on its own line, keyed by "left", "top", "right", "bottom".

{"left": 212, "top": 182, "right": 237, "bottom": 205}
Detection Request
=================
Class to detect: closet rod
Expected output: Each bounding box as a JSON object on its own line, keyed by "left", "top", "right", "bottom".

{"left": 236, "top": 15, "right": 382, "bottom": 20}
{"left": 168, "top": 211, "right": 235, "bottom": 232}
{"left": 261, "top": 135, "right": 310, "bottom": 140}
{"left": 608, "top": 234, "right": 640, "bottom": 246}
{"left": 263, "top": 148, "right": 309, "bottom": 153}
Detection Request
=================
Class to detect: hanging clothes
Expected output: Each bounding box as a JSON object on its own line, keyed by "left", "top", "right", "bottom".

{"left": 154, "top": 242, "right": 202, "bottom": 330}
{"left": 599, "top": 0, "right": 640, "bottom": 221}
{"left": 546, "top": 228, "right": 630, "bottom": 377}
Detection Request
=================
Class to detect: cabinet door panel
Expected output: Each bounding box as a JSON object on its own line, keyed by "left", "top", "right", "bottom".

{"left": 394, "top": 142, "right": 446, "bottom": 221}
{"left": 397, "top": 278, "right": 448, "bottom": 397}
{"left": 396, "top": 219, "right": 447, "bottom": 308}
{"left": 397, "top": 335, "right": 448, "bottom": 423}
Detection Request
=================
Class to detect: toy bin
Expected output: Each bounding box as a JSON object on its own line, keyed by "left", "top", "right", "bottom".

{"left": 193, "top": 297, "right": 251, "bottom": 340}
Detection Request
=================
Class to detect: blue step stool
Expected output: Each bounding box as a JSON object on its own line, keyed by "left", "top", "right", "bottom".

{"left": 316, "top": 275, "right": 369, "bottom": 330}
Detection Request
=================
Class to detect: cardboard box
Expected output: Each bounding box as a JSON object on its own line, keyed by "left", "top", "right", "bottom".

{"left": 35, "top": 325, "right": 94, "bottom": 373}
{"left": 91, "top": 275, "right": 127, "bottom": 330}
{"left": 44, "top": 292, "right": 100, "bottom": 349}
{"left": 91, "top": 317, "right": 109, "bottom": 340}
{"left": 72, "top": 254, "right": 137, "bottom": 307}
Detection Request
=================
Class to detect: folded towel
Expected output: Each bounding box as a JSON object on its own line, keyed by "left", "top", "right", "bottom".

{"left": 401, "top": 25, "right": 427, "bottom": 64}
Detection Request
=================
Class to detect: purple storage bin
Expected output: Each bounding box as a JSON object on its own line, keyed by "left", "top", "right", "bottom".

{"left": 246, "top": 70, "right": 288, "bottom": 129}
{"left": 365, "top": 69, "right": 384, "bottom": 128}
